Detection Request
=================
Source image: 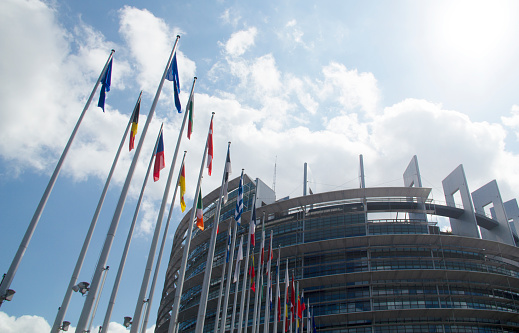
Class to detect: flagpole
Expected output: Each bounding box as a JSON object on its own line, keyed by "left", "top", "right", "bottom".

{"left": 283, "top": 260, "right": 288, "bottom": 333}
{"left": 168, "top": 113, "right": 214, "bottom": 333}
{"left": 215, "top": 227, "right": 231, "bottom": 333}
{"left": 306, "top": 300, "right": 310, "bottom": 333}
{"left": 75, "top": 36, "right": 180, "bottom": 333}
{"left": 230, "top": 235, "right": 244, "bottom": 332}
{"left": 273, "top": 247, "right": 280, "bottom": 333}
{"left": 140, "top": 151, "right": 187, "bottom": 333}
{"left": 238, "top": 178, "right": 258, "bottom": 333}
{"left": 0, "top": 49, "right": 115, "bottom": 306}
{"left": 263, "top": 231, "right": 273, "bottom": 333}
{"left": 296, "top": 282, "right": 299, "bottom": 333}
{"left": 50, "top": 89, "right": 138, "bottom": 333}
{"left": 195, "top": 142, "right": 232, "bottom": 333}
{"left": 255, "top": 215, "right": 266, "bottom": 333}
{"left": 99, "top": 125, "right": 166, "bottom": 333}
{"left": 220, "top": 170, "right": 244, "bottom": 333}
{"left": 130, "top": 76, "right": 197, "bottom": 333}
{"left": 251, "top": 218, "right": 265, "bottom": 333}
{"left": 243, "top": 250, "right": 253, "bottom": 333}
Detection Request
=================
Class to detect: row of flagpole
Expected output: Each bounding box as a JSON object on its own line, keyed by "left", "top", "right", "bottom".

{"left": 0, "top": 31, "right": 320, "bottom": 333}
{"left": 1, "top": 33, "right": 198, "bottom": 333}
{"left": 200, "top": 186, "right": 319, "bottom": 333}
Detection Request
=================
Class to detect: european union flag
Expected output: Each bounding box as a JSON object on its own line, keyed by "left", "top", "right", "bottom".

{"left": 166, "top": 53, "right": 181, "bottom": 113}
{"left": 98, "top": 58, "right": 112, "bottom": 111}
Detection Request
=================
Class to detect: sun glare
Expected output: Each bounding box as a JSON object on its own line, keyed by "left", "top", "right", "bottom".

{"left": 429, "top": 0, "right": 516, "bottom": 66}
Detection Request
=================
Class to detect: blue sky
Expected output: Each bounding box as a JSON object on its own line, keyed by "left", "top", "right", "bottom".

{"left": 2, "top": 0, "right": 519, "bottom": 332}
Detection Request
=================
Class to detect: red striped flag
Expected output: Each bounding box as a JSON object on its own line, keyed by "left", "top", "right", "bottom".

{"left": 153, "top": 132, "right": 165, "bottom": 181}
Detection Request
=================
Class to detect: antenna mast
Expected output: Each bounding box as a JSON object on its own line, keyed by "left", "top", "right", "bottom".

{"left": 273, "top": 156, "right": 277, "bottom": 194}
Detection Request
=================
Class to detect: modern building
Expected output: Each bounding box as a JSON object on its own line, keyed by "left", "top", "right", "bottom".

{"left": 156, "top": 156, "right": 519, "bottom": 333}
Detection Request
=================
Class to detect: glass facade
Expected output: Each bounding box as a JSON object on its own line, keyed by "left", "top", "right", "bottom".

{"left": 156, "top": 180, "right": 519, "bottom": 333}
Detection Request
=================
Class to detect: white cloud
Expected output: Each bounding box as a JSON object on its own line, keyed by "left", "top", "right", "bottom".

{"left": 0, "top": 311, "right": 50, "bottom": 333}
{"left": 222, "top": 27, "right": 258, "bottom": 57}
{"left": 279, "top": 19, "right": 312, "bottom": 50}
{"left": 220, "top": 8, "right": 242, "bottom": 27}
{"left": 320, "top": 62, "right": 380, "bottom": 117}
{"left": 286, "top": 19, "right": 297, "bottom": 27}
{"left": 0, "top": 312, "right": 155, "bottom": 333}
{"left": 0, "top": 0, "right": 131, "bottom": 178}
{"left": 118, "top": 6, "right": 195, "bottom": 101}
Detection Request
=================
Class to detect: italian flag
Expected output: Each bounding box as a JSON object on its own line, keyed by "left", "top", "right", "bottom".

{"left": 196, "top": 190, "right": 204, "bottom": 231}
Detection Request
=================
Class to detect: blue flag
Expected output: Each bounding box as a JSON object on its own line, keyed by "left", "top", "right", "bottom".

{"left": 235, "top": 172, "right": 243, "bottom": 225}
{"left": 226, "top": 228, "right": 232, "bottom": 263}
{"left": 98, "top": 58, "right": 113, "bottom": 112}
{"left": 312, "top": 307, "right": 316, "bottom": 333}
{"left": 166, "top": 53, "right": 181, "bottom": 113}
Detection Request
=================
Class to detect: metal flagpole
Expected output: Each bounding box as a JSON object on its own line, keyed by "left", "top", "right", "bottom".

{"left": 252, "top": 218, "right": 265, "bottom": 333}
{"left": 263, "top": 231, "right": 273, "bottom": 333}
{"left": 100, "top": 124, "right": 164, "bottom": 333}
{"left": 295, "top": 282, "right": 299, "bottom": 333}
{"left": 283, "top": 260, "right": 288, "bottom": 333}
{"left": 243, "top": 251, "right": 253, "bottom": 333}
{"left": 140, "top": 151, "right": 187, "bottom": 333}
{"left": 273, "top": 247, "right": 280, "bottom": 333}
{"left": 256, "top": 252, "right": 264, "bottom": 333}
{"left": 238, "top": 178, "right": 258, "bottom": 333}
{"left": 255, "top": 214, "right": 267, "bottom": 333}
{"left": 195, "top": 142, "right": 232, "bottom": 333}
{"left": 306, "top": 299, "right": 310, "bottom": 333}
{"left": 75, "top": 36, "right": 180, "bottom": 333}
{"left": 215, "top": 227, "right": 232, "bottom": 333}
{"left": 220, "top": 174, "right": 242, "bottom": 333}
{"left": 0, "top": 50, "right": 115, "bottom": 307}
{"left": 88, "top": 266, "right": 109, "bottom": 332}
{"left": 51, "top": 90, "right": 139, "bottom": 333}
{"left": 130, "top": 77, "right": 196, "bottom": 333}
{"left": 168, "top": 113, "right": 214, "bottom": 333}
{"left": 230, "top": 236, "right": 244, "bottom": 332}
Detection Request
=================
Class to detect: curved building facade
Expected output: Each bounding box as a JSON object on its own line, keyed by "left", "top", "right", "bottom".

{"left": 156, "top": 157, "right": 519, "bottom": 333}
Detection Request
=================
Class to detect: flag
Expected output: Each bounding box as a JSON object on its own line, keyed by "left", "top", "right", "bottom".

{"left": 301, "top": 291, "right": 306, "bottom": 313}
{"left": 298, "top": 294, "right": 302, "bottom": 319}
{"left": 207, "top": 118, "right": 213, "bottom": 175}
{"left": 187, "top": 88, "right": 194, "bottom": 139}
{"left": 153, "top": 131, "right": 165, "bottom": 182}
{"left": 233, "top": 236, "right": 244, "bottom": 283}
{"left": 226, "top": 228, "right": 232, "bottom": 263}
{"left": 260, "top": 230, "right": 265, "bottom": 266}
{"left": 129, "top": 96, "right": 140, "bottom": 151}
{"left": 222, "top": 146, "right": 232, "bottom": 204}
{"left": 250, "top": 199, "right": 256, "bottom": 247}
{"left": 196, "top": 190, "right": 204, "bottom": 231}
{"left": 266, "top": 233, "right": 273, "bottom": 276}
{"left": 250, "top": 254, "right": 256, "bottom": 292}
{"left": 179, "top": 163, "right": 186, "bottom": 212}
{"left": 97, "top": 58, "right": 113, "bottom": 111}
{"left": 235, "top": 172, "right": 243, "bottom": 225}
{"left": 165, "top": 53, "right": 181, "bottom": 113}
{"left": 269, "top": 267, "right": 273, "bottom": 310}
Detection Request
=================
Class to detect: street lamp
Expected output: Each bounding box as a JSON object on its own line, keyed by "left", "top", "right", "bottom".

{"left": 123, "top": 316, "right": 132, "bottom": 328}
{"left": 60, "top": 321, "right": 71, "bottom": 331}
{"left": 72, "top": 282, "right": 90, "bottom": 295}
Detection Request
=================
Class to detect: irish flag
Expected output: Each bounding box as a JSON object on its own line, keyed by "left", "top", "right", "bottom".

{"left": 196, "top": 190, "right": 204, "bottom": 231}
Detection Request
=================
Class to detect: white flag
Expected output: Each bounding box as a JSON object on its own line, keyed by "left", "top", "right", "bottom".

{"left": 233, "top": 236, "right": 244, "bottom": 283}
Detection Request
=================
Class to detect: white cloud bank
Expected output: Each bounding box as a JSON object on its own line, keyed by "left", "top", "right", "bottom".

{"left": 3, "top": 0, "right": 519, "bottom": 235}
{"left": 0, "top": 311, "right": 154, "bottom": 333}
